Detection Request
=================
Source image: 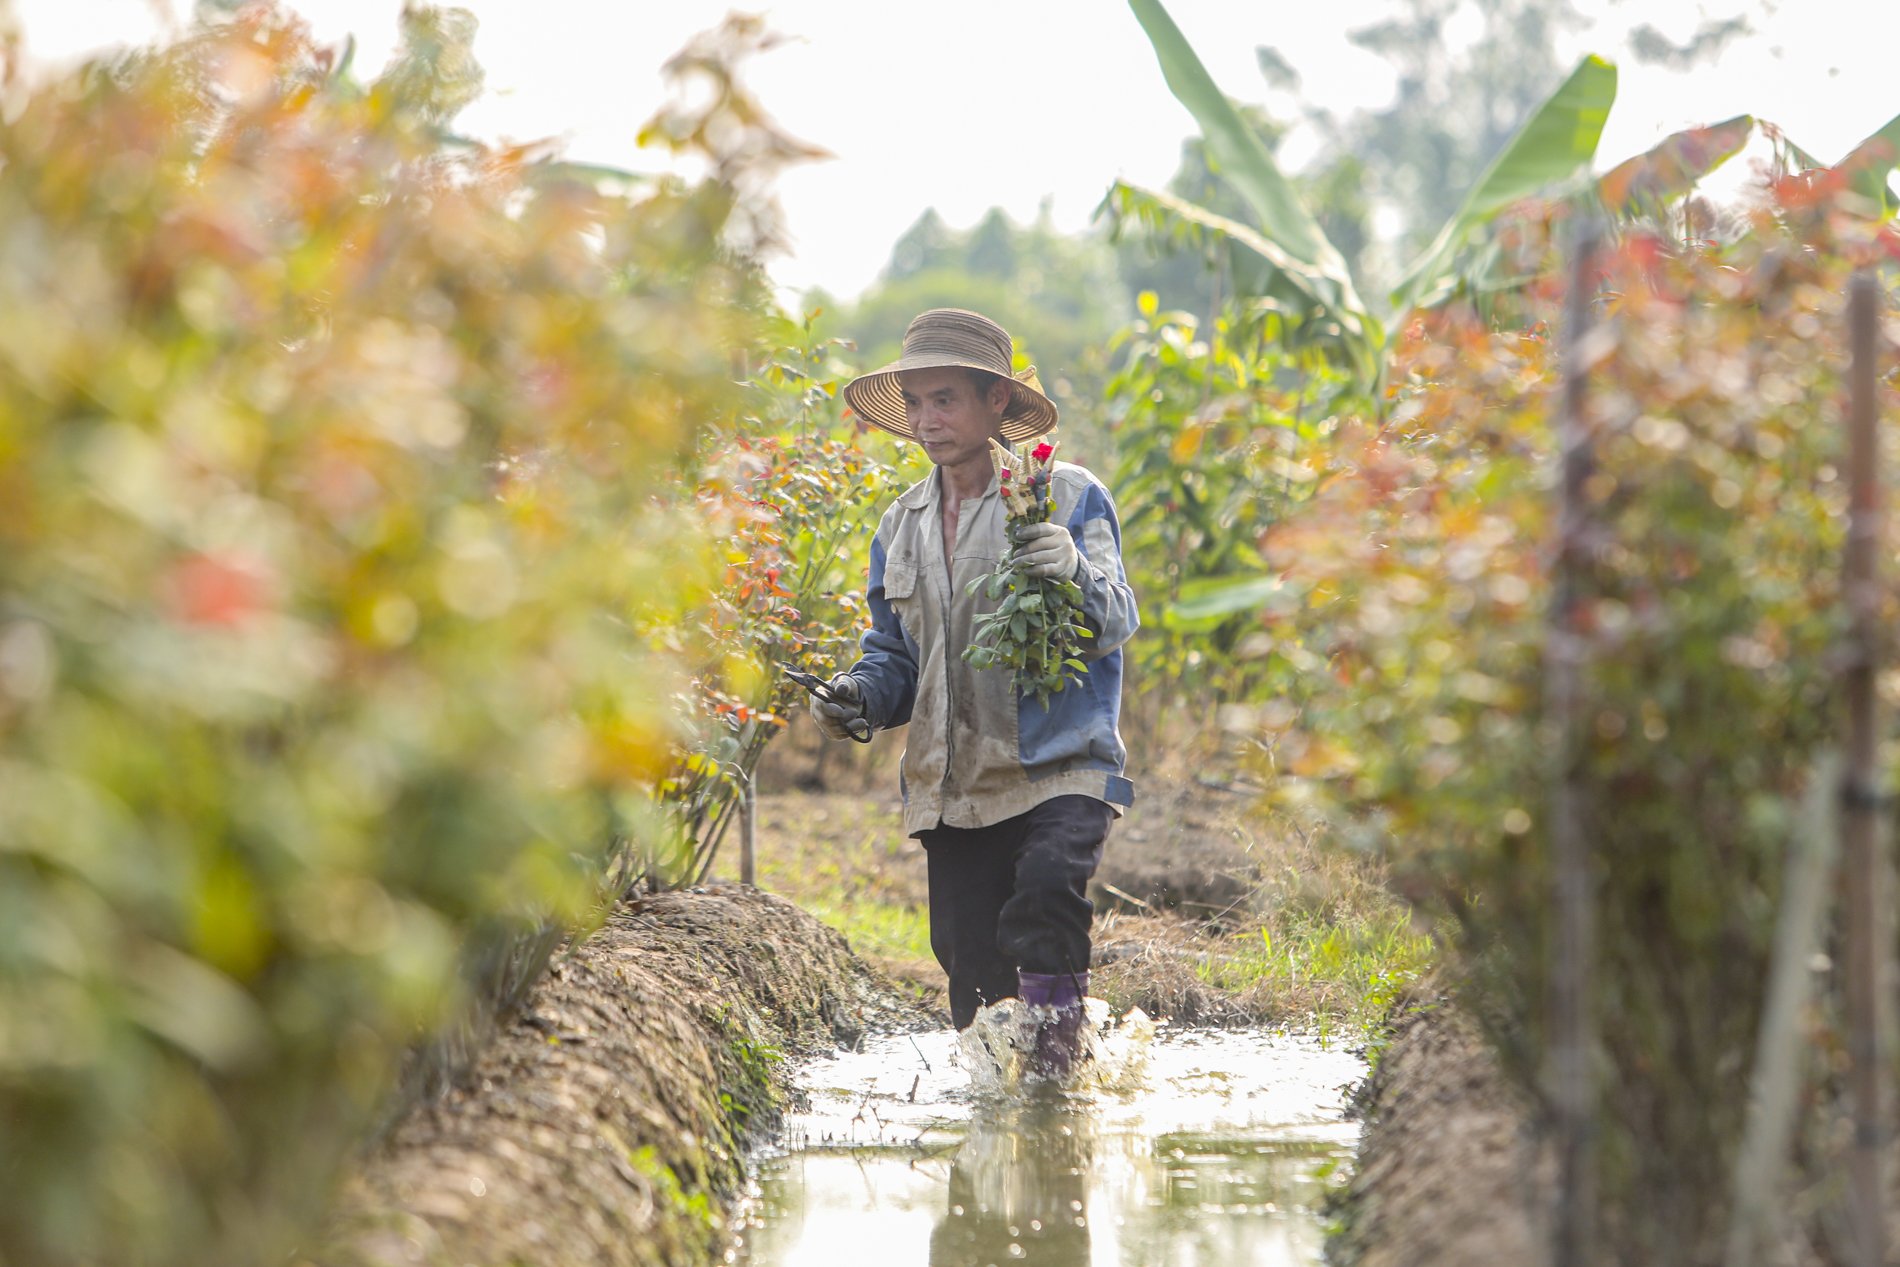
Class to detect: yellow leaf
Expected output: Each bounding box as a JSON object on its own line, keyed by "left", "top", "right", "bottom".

{"left": 1170, "top": 423, "right": 1205, "bottom": 462}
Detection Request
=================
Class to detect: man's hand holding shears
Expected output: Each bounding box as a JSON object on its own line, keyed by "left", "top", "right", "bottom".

{"left": 786, "top": 668, "right": 872, "bottom": 743}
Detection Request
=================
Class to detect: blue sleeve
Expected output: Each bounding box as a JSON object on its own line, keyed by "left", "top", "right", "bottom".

{"left": 1068, "top": 481, "right": 1140, "bottom": 660}
{"left": 848, "top": 534, "right": 918, "bottom": 729}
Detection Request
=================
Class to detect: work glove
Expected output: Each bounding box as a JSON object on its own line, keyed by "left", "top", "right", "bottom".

{"left": 809, "top": 673, "right": 867, "bottom": 741}
{"left": 1012, "top": 521, "right": 1081, "bottom": 581}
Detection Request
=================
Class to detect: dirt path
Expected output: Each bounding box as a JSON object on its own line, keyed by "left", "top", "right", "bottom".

{"left": 313, "top": 887, "right": 931, "bottom": 1267}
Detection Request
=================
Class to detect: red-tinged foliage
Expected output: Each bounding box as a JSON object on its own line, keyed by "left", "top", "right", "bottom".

{"left": 645, "top": 318, "right": 913, "bottom": 885}
{"left": 163, "top": 553, "right": 273, "bottom": 627}
{"left": 1258, "top": 178, "right": 1899, "bottom": 1258}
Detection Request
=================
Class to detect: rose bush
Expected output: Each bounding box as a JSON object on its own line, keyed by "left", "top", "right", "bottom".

{"left": 1264, "top": 192, "right": 1900, "bottom": 1258}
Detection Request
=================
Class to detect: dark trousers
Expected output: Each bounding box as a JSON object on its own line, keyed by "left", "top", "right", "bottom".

{"left": 917, "top": 795, "right": 1113, "bottom": 1029}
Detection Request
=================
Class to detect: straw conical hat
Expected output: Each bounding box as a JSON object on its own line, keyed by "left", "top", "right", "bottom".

{"left": 842, "top": 308, "right": 1059, "bottom": 442}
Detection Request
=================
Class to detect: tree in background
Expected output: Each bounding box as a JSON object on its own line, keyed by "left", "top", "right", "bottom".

{"left": 1305, "top": 0, "right": 1581, "bottom": 259}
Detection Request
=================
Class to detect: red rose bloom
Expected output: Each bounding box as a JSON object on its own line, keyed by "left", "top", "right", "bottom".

{"left": 1000, "top": 468, "right": 1012, "bottom": 480}
{"left": 1032, "top": 442, "right": 1055, "bottom": 462}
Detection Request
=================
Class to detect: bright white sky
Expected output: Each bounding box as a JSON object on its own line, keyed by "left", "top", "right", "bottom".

{"left": 15, "top": 0, "right": 1900, "bottom": 301}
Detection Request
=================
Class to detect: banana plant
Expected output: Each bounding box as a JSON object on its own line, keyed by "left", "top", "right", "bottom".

{"left": 1600, "top": 110, "right": 1900, "bottom": 219}
{"left": 1124, "top": 0, "right": 1900, "bottom": 354}
{"left": 1118, "top": 0, "right": 1900, "bottom": 605}
{"left": 1120, "top": 0, "right": 1616, "bottom": 381}
{"left": 1387, "top": 54, "right": 1616, "bottom": 313}
{"left": 1118, "top": 0, "right": 1900, "bottom": 627}
{"left": 1115, "top": 0, "right": 1380, "bottom": 382}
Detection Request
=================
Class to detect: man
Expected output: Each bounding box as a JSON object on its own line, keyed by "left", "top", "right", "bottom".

{"left": 811, "top": 308, "right": 1139, "bottom": 1074}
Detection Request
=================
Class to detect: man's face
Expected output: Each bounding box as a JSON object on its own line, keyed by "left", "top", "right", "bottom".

{"left": 901, "top": 367, "right": 1006, "bottom": 469}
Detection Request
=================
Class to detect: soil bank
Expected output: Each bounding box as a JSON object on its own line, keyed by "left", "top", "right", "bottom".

{"left": 312, "top": 885, "right": 933, "bottom": 1267}
{"left": 1328, "top": 999, "right": 1546, "bottom": 1266}
{"left": 1331, "top": 997, "right": 1900, "bottom": 1266}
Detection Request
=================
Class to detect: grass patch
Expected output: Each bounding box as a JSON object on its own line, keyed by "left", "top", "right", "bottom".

{"left": 797, "top": 893, "right": 934, "bottom": 965}
{"left": 1091, "top": 789, "right": 1438, "bottom": 1033}
{"left": 1198, "top": 909, "right": 1435, "bottom": 1030}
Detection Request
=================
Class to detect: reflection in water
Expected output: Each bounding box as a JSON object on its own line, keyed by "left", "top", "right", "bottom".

{"left": 930, "top": 1097, "right": 1094, "bottom": 1266}
{"left": 733, "top": 1023, "right": 1363, "bottom": 1267}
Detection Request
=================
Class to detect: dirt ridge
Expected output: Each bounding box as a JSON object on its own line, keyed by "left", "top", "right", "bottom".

{"left": 1328, "top": 999, "right": 1547, "bottom": 1266}
{"left": 313, "top": 886, "right": 933, "bottom": 1267}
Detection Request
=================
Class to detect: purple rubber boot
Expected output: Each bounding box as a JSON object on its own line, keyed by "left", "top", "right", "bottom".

{"left": 1017, "top": 969, "right": 1090, "bottom": 1079}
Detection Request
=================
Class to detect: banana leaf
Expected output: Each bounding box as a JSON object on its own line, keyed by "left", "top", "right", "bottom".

{"left": 1101, "top": 180, "right": 1383, "bottom": 376}
{"left": 1126, "top": 0, "right": 1372, "bottom": 345}
{"left": 1598, "top": 115, "right": 1754, "bottom": 214}
{"left": 1836, "top": 109, "right": 1900, "bottom": 214}
{"left": 1391, "top": 54, "right": 1618, "bottom": 314}
{"left": 1165, "top": 573, "right": 1288, "bottom": 631}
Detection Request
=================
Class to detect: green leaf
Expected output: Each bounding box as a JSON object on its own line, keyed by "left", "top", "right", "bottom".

{"left": 1168, "top": 572, "right": 1287, "bottom": 627}
{"left": 1392, "top": 54, "right": 1618, "bottom": 315}
{"left": 1777, "top": 129, "right": 1830, "bottom": 174}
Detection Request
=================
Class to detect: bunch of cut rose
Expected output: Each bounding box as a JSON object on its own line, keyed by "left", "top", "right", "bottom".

{"left": 962, "top": 437, "right": 1092, "bottom": 705}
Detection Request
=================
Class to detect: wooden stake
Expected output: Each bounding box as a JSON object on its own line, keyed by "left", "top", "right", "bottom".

{"left": 739, "top": 770, "right": 758, "bottom": 888}
{"left": 1841, "top": 268, "right": 1888, "bottom": 1267}
{"left": 1549, "top": 218, "right": 1601, "bottom": 1267}
{"left": 1724, "top": 755, "right": 1843, "bottom": 1267}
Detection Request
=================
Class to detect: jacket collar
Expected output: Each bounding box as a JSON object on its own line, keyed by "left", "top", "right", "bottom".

{"left": 896, "top": 471, "right": 936, "bottom": 510}
{"left": 896, "top": 465, "right": 1001, "bottom": 512}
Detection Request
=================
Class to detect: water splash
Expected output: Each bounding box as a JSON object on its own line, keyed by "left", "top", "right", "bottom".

{"left": 957, "top": 998, "right": 1158, "bottom": 1099}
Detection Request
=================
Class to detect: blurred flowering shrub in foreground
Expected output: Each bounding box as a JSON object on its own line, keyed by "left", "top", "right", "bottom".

{"left": 0, "top": 7, "right": 798, "bottom": 1262}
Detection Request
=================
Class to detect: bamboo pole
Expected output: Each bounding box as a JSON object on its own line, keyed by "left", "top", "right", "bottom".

{"left": 1841, "top": 268, "right": 1888, "bottom": 1267}
{"left": 1548, "top": 218, "right": 1601, "bottom": 1267}
{"left": 1724, "top": 755, "right": 1843, "bottom": 1267}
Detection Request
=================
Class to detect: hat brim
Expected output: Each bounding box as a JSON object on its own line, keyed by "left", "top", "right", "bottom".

{"left": 841, "top": 355, "right": 1059, "bottom": 443}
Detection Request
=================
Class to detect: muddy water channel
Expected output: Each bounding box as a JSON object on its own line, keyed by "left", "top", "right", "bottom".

{"left": 732, "top": 1007, "right": 1365, "bottom": 1267}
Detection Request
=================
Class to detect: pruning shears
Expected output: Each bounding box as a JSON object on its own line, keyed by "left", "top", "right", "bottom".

{"left": 783, "top": 668, "right": 873, "bottom": 743}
